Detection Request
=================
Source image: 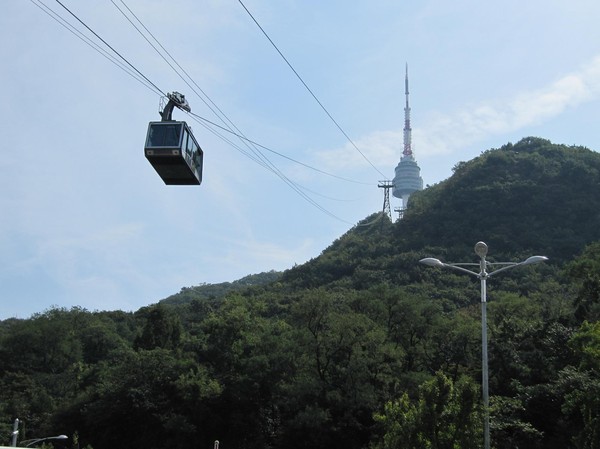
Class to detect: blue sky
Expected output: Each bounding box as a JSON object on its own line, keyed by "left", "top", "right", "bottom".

{"left": 2, "top": 0, "right": 600, "bottom": 319}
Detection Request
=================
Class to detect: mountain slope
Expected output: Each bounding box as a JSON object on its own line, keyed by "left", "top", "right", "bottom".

{"left": 280, "top": 137, "right": 600, "bottom": 290}
{"left": 401, "top": 137, "right": 600, "bottom": 261}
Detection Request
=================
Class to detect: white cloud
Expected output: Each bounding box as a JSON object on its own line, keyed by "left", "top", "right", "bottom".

{"left": 416, "top": 55, "right": 600, "bottom": 157}
{"left": 313, "top": 130, "right": 402, "bottom": 174}
{"left": 213, "top": 235, "right": 317, "bottom": 275}
{"left": 316, "top": 55, "right": 600, "bottom": 168}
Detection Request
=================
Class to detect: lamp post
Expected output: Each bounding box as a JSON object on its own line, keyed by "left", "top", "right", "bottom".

{"left": 19, "top": 436, "right": 68, "bottom": 448}
{"left": 11, "top": 419, "right": 19, "bottom": 447}
{"left": 420, "top": 242, "right": 547, "bottom": 449}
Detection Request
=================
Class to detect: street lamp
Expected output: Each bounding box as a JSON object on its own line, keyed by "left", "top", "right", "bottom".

{"left": 19, "top": 436, "right": 68, "bottom": 448}
{"left": 420, "top": 242, "right": 547, "bottom": 449}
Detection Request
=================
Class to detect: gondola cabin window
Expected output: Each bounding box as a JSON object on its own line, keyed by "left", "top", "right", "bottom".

{"left": 147, "top": 123, "right": 182, "bottom": 147}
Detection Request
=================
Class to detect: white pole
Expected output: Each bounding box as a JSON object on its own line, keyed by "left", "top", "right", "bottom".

{"left": 481, "top": 276, "right": 490, "bottom": 449}
{"left": 11, "top": 418, "right": 19, "bottom": 447}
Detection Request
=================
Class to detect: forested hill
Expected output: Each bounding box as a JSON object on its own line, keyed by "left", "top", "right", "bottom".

{"left": 164, "top": 137, "right": 600, "bottom": 299}
{"left": 279, "top": 136, "right": 600, "bottom": 291}
{"left": 401, "top": 137, "right": 600, "bottom": 261}
{"left": 160, "top": 271, "right": 282, "bottom": 306}
{"left": 1, "top": 137, "right": 600, "bottom": 449}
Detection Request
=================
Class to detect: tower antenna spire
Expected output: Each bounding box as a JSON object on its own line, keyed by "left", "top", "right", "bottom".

{"left": 403, "top": 63, "right": 412, "bottom": 157}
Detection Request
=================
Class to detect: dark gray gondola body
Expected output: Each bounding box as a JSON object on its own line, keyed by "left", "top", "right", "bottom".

{"left": 144, "top": 121, "right": 203, "bottom": 185}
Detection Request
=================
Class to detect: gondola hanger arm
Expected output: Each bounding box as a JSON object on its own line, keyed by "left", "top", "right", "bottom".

{"left": 160, "top": 92, "right": 191, "bottom": 121}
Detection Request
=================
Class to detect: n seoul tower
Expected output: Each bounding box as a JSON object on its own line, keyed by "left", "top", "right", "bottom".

{"left": 392, "top": 64, "right": 423, "bottom": 210}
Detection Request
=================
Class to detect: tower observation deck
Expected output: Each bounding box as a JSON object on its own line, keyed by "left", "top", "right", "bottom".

{"left": 392, "top": 64, "right": 423, "bottom": 210}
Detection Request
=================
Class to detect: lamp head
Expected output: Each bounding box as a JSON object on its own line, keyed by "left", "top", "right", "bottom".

{"left": 419, "top": 257, "right": 445, "bottom": 268}
{"left": 521, "top": 255, "right": 548, "bottom": 266}
{"left": 474, "top": 241, "right": 488, "bottom": 258}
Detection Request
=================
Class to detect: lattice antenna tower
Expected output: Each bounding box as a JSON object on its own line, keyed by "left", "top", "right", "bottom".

{"left": 378, "top": 180, "right": 393, "bottom": 221}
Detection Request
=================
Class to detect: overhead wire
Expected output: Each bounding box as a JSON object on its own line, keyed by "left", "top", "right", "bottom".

{"left": 188, "top": 111, "right": 359, "bottom": 202}
{"left": 50, "top": 0, "right": 352, "bottom": 223}
{"left": 33, "top": 0, "right": 361, "bottom": 224}
{"left": 185, "top": 110, "right": 353, "bottom": 224}
{"left": 237, "top": 0, "right": 388, "bottom": 180}
{"left": 109, "top": 0, "right": 358, "bottom": 223}
{"left": 111, "top": 0, "right": 369, "bottom": 186}
{"left": 110, "top": 0, "right": 300, "bottom": 174}
{"left": 108, "top": 0, "right": 270, "bottom": 172}
{"left": 187, "top": 112, "right": 371, "bottom": 185}
{"left": 53, "top": 0, "right": 165, "bottom": 97}
{"left": 29, "top": 0, "right": 158, "bottom": 95}
{"left": 187, "top": 110, "right": 357, "bottom": 209}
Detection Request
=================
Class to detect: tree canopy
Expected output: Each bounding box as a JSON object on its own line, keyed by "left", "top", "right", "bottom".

{"left": 2, "top": 138, "right": 600, "bottom": 449}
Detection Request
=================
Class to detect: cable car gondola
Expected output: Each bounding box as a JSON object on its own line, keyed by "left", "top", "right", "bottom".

{"left": 144, "top": 92, "right": 203, "bottom": 185}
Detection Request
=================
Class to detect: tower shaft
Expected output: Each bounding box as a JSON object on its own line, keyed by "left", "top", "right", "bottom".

{"left": 392, "top": 63, "right": 423, "bottom": 210}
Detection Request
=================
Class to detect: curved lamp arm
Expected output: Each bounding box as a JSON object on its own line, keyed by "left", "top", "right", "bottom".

{"left": 20, "top": 436, "right": 68, "bottom": 448}
{"left": 487, "top": 255, "right": 548, "bottom": 278}
{"left": 419, "top": 258, "right": 480, "bottom": 277}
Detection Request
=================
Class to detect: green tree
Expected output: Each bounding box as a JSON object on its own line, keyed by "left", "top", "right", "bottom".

{"left": 566, "top": 242, "right": 600, "bottom": 322}
{"left": 487, "top": 292, "right": 543, "bottom": 393}
{"left": 277, "top": 289, "right": 391, "bottom": 449}
{"left": 134, "top": 304, "right": 182, "bottom": 350}
{"left": 200, "top": 294, "right": 293, "bottom": 448}
{"left": 373, "top": 372, "right": 481, "bottom": 449}
{"left": 62, "top": 348, "right": 220, "bottom": 449}
{"left": 564, "top": 321, "right": 600, "bottom": 448}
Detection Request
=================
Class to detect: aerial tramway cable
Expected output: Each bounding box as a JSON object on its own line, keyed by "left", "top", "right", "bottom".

{"left": 53, "top": 0, "right": 164, "bottom": 97}
{"left": 30, "top": 0, "right": 158, "bottom": 95}
{"left": 35, "top": 0, "right": 366, "bottom": 223}
{"left": 110, "top": 0, "right": 357, "bottom": 213}
{"left": 237, "top": 0, "right": 388, "bottom": 180}
{"left": 108, "top": 0, "right": 364, "bottom": 222}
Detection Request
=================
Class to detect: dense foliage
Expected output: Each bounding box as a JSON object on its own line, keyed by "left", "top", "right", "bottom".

{"left": 1, "top": 138, "right": 600, "bottom": 449}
